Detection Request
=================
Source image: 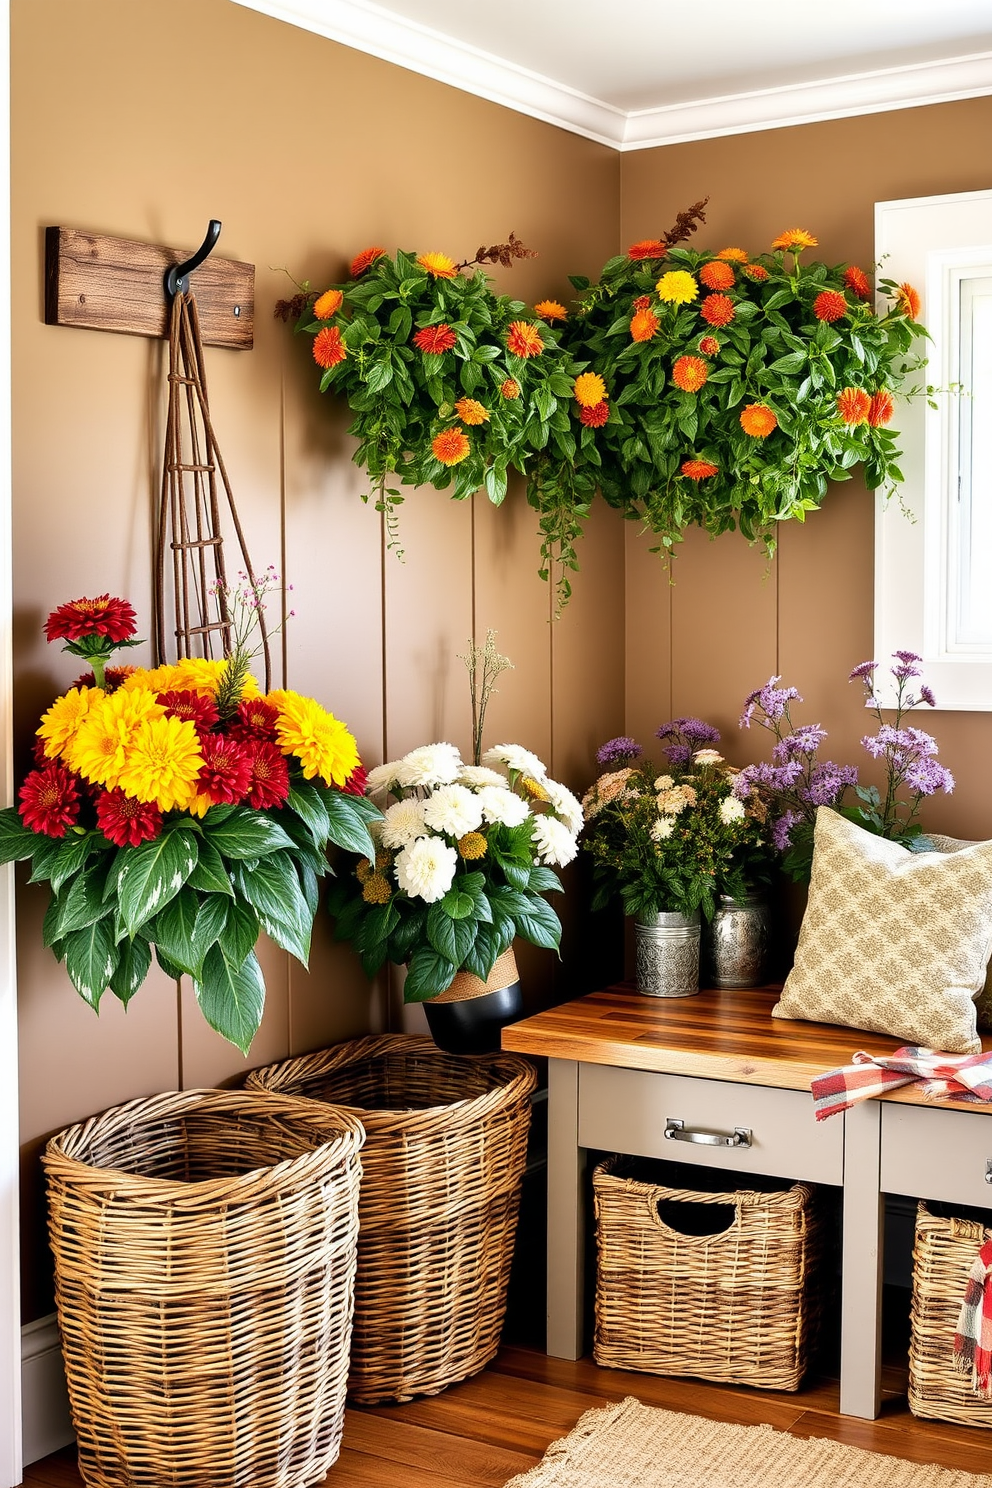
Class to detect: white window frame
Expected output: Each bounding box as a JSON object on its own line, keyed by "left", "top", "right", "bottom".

{"left": 874, "top": 189, "right": 992, "bottom": 709}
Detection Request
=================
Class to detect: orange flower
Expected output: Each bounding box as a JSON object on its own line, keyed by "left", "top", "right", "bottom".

{"left": 535, "top": 299, "right": 567, "bottom": 322}
{"left": 843, "top": 265, "right": 872, "bottom": 301}
{"left": 506, "top": 321, "right": 544, "bottom": 358}
{"left": 672, "top": 356, "right": 708, "bottom": 393}
{"left": 313, "top": 288, "right": 343, "bottom": 319}
{"left": 868, "top": 389, "right": 895, "bottom": 427}
{"left": 837, "top": 387, "right": 871, "bottom": 425}
{"left": 813, "top": 290, "right": 847, "bottom": 323}
{"left": 574, "top": 371, "right": 608, "bottom": 408}
{"left": 431, "top": 427, "right": 471, "bottom": 465}
{"left": 455, "top": 397, "right": 489, "bottom": 426}
{"left": 699, "top": 261, "right": 735, "bottom": 291}
{"left": 628, "top": 239, "right": 666, "bottom": 260}
{"left": 500, "top": 378, "right": 520, "bottom": 400}
{"left": 417, "top": 251, "right": 457, "bottom": 279}
{"left": 717, "top": 247, "right": 749, "bottom": 262}
{"left": 740, "top": 403, "right": 777, "bottom": 438}
{"left": 700, "top": 293, "right": 735, "bottom": 327}
{"left": 771, "top": 228, "right": 818, "bottom": 251}
{"left": 630, "top": 308, "right": 660, "bottom": 342}
{"left": 579, "top": 402, "right": 609, "bottom": 428}
{"left": 896, "top": 282, "right": 921, "bottom": 320}
{"left": 413, "top": 323, "right": 457, "bottom": 354}
{"left": 313, "top": 325, "right": 346, "bottom": 368}
{"left": 681, "top": 459, "right": 719, "bottom": 480}
{"left": 744, "top": 263, "right": 769, "bottom": 281}
{"left": 350, "top": 246, "right": 385, "bottom": 277}
{"left": 698, "top": 335, "right": 721, "bottom": 355}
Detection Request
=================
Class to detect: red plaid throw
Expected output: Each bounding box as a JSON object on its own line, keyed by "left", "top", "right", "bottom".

{"left": 954, "top": 1238, "right": 992, "bottom": 1398}
{"left": 811, "top": 1045, "right": 992, "bottom": 1121}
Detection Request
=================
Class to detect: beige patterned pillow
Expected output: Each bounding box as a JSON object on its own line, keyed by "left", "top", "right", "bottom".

{"left": 772, "top": 808, "right": 992, "bottom": 1053}
{"left": 929, "top": 834, "right": 992, "bottom": 1030}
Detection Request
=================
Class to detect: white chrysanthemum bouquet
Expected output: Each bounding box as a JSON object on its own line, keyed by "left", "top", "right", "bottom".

{"left": 326, "top": 739, "right": 583, "bottom": 1001}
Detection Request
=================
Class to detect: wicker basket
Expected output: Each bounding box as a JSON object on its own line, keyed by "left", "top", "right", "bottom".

{"left": 909, "top": 1200, "right": 992, "bottom": 1428}
{"left": 593, "top": 1156, "right": 821, "bottom": 1390}
{"left": 44, "top": 1088, "right": 365, "bottom": 1488}
{"left": 246, "top": 1034, "right": 536, "bottom": 1403}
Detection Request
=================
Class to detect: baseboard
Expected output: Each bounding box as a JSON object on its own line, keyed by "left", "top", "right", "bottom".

{"left": 21, "top": 1314, "right": 74, "bottom": 1466}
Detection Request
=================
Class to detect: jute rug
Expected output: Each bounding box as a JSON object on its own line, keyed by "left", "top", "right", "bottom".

{"left": 503, "top": 1397, "right": 992, "bottom": 1488}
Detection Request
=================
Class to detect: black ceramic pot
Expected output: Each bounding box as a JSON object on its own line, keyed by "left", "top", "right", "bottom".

{"left": 423, "top": 978, "right": 524, "bottom": 1055}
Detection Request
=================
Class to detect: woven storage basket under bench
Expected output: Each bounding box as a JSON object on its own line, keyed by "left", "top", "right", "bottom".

{"left": 246, "top": 1033, "right": 536, "bottom": 1403}
{"left": 43, "top": 1088, "right": 365, "bottom": 1488}
{"left": 593, "top": 1155, "right": 822, "bottom": 1391}
{"left": 910, "top": 1201, "right": 992, "bottom": 1429}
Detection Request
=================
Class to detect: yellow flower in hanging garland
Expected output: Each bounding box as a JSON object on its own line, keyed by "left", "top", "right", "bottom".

{"left": 573, "top": 371, "right": 608, "bottom": 408}
{"left": 416, "top": 251, "right": 458, "bottom": 279}
{"left": 272, "top": 690, "right": 361, "bottom": 787}
{"left": 655, "top": 270, "right": 698, "bottom": 305}
{"left": 116, "top": 713, "right": 204, "bottom": 812}
{"left": 37, "top": 686, "right": 103, "bottom": 760}
{"left": 66, "top": 686, "right": 165, "bottom": 789}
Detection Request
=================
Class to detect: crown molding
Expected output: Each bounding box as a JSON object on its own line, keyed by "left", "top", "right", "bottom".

{"left": 231, "top": 0, "right": 992, "bottom": 150}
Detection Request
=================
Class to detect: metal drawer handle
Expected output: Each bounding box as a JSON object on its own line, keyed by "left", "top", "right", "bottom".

{"left": 986, "top": 1159, "right": 992, "bottom": 1185}
{"left": 664, "top": 1118, "right": 752, "bottom": 1149}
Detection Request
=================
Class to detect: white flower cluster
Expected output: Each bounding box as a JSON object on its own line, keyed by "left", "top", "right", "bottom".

{"left": 369, "top": 741, "right": 583, "bottom": 903}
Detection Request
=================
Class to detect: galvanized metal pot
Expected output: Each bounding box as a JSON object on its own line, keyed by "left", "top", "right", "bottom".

{"left": 703, "top": 891, "right": 771, "bottom": 988}
{"left": 634, "top": 910, "right": 701, "bottom": 998}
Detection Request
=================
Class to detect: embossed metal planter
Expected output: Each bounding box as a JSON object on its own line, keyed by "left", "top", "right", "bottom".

{"left": 634, "top": 911, "right": 700, "bottom": 998}
{"left": 704, "top": 892, "right": 772, "bottom": 988}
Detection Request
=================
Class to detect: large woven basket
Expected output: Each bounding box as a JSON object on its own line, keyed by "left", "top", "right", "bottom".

{"left": 246, "top": 1034, "right": 536, "bottom": 1403}
{"left": 909, "top": 1201, "right": 992, "bottom": 1428}
{"left": 44, "top": 1088, "right": 365, "bottom": 1488}
{"left": 593, "top": 1156, "right": 821, "bottom": 1390}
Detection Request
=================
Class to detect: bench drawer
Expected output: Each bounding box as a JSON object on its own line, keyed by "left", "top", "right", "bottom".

{"left": 881, "top": 1103, "right": 992, "bottom": 1209}
{"left": 578, "top": 1065, "right": 843, "bottom": 1184}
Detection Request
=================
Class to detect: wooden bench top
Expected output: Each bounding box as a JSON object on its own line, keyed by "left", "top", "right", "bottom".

{"left": 502, "top": 983, "right": 992, "bottom": 1111}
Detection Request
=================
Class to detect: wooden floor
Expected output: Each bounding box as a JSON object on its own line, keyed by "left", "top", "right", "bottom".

{"left": 21, "top": 1344, "right": 992, "bottom": 1487}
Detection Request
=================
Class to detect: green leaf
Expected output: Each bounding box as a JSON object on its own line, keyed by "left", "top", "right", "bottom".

{"left": 150, "top": 886, "right": 203, "bottom": 977}
{"left": 0, "top": 809, "right": 41, "bottom": 864}
{"left": 109, "top": 936, "right": 152, "bottom": 1007}
{"left": 116, "top": 827, "right": 199, "bottom": 936}
{"left": 231, "top": 853, "right": 313, "bottom": 966}
{"left": 194, "top": 944, "right": 265, "bottom": 1055}
{"left": 187, "top": 837, "right": 234, "bottom": 896}
{"left": 528, "top": 865, "right": 563, "bottom": 894}
{"left": 49, "top": 830, "right": 108, "bottom": 894}
{"left": 324, "top": 792, "right": 378, "bottom": 858}
{"left": 427, "top": 902, "right": 478, "bottom": 967}
{"left": 203, "top": 808, "right": 295, "bottom": 860}
{"left": 55, "top": 861, "right": 113, "bottom": 937}
{"left": 43, "top": 891, "right": 64, "bottom": 949}
{"left": 155, "top": 945, "right": 187, "bottom": 981}
{"left": 286, "top": 781, "right": 331, "bottom": 845}
{"left": 219, "top": 898, "right": 260, "bottom": 968}
{"left": 440, "top": 886, "right": 475, "bottom": 920}
{"left": 493, "top": 886, "right": 562, "bottom": 951}
{"left": 403, "top": 943, "right": 456, "bottom": 1002}
{"left": 28, "top": 837, "right": 63, "bottom": 883}
{"left": 63, "top": 919, "right": 118, "bottom": 1008}
{"left": 460, "top": 922, "right": 498, "bottom": 982}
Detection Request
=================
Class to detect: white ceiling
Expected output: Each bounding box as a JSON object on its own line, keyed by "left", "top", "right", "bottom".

{"left": 233, "top": 0, "right": 992, "bottom": 147}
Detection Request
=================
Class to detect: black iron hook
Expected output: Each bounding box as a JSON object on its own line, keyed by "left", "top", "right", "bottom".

{"left": 165, "top": 220, "right": 222, "bottom": 299}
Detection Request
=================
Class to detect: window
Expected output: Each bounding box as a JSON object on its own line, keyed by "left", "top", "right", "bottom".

{"left": 874, "top": 190, "right": 992, "bottom": 709}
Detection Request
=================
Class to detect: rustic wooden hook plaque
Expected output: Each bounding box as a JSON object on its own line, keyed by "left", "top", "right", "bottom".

{"left": 45, "top": 226, "right": 255, "bottom": 350}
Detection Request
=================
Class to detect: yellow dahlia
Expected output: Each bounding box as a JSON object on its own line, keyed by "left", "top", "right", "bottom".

{"left": 417, "top": 251, "right": 457, "bottom": 279}
{"left": 573, "top": 371, "right": 608, "bottom": 408}
{"left": 116, "top": 713, "right": 203, "bottom": 811}
{"left": 273, "top": 690, "right": 360, "bottom": 786}
{"left": 66, "top": 687, "right": 165, "bottom": 789}
{"left": 655, "top": 270, "right": 698, "bottom": 306}
{"left": 37, "top": 686, "right": 104, "bottom": 761}
{"left": 534, "top": 299, "right": 567, "bottom": 322}
{"left": 771, "top": 228, "right": 818, "bottom": 251}
{"left": 455, "top": 397, "right": 490, "bottom": 426}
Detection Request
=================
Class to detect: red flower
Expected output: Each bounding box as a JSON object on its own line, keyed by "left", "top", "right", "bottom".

{"left": 18, "top": 763, "right": 80, "bottom": 837}
{"left": 633, "top": 295, "right": 652, "bottom": 311}
{"left": 70, "top": 665, "right": 136, "bottom": 693}
{"left": 672, "top": 356, "right": 709, "bottom": 393}
{"left": 45, "top": 594, "right": 137, "bottom": 645}
{"left": 699, "top": 261, "right": 735, "bottom": 291}
{"left": 313, "top": 326, "right": 346, "bottom": 368}
{"left": 229, "top": 697, "right": 281, "bottom": 742}
{"left": 627, "top": 240, "right": 666, "bottom": 261}
{"left": 837, "top": 387, "right": 872, "bottom": 425}
{"left": 157, "top": 689, "right": 219, "bottom": 733}
{"left": 698, "top": 336, "right": 721, "bottom": 356}
{"left": 681, "top": 459, "right": 719, "bottom": 480}
{"left": 700, "top": 294, "right": 735, "bottom": 327}
{"left": 350, "top": 246, "right": 385, "bottom": 277}
{"left": 342, "top": 763, "right": 368, "bottom": 797}
{"left": 579, "top": 401, "right": 609, "bottom": 428}
{"left": 506, "top": 321, "right": 544, "bottom": 358}
{"left": 813, "top": 290, "right": 847, "bottom": 323}
{"left": 500, "top": 378, "right": 520, "bottom": 400}
{"left": 196, "top": 733, "right": 254, "bottom": 806}
{"left": 743, "top": 264, "right": 769, "bottom": 282}
{"left": 95, "top": 788, "right": 163, "bottom": 848}
{"left": 868, "top": 389, "right": 895, "bottom": 427}
{"left": 245, "top": 740, "right": 290, "bottom": 810}
{"left": 413, "top": 323, "right": 457, "bottom": 354}
{"left": 843, "top": 266, "right": 872, "bottom": 300}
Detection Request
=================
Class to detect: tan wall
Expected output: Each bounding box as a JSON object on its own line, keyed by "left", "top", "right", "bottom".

{"left": 621, "top": 99, "right": 992, "bottom": 842}
{"left": 11, "top": 0, "right": 622, "bottom": 1317}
